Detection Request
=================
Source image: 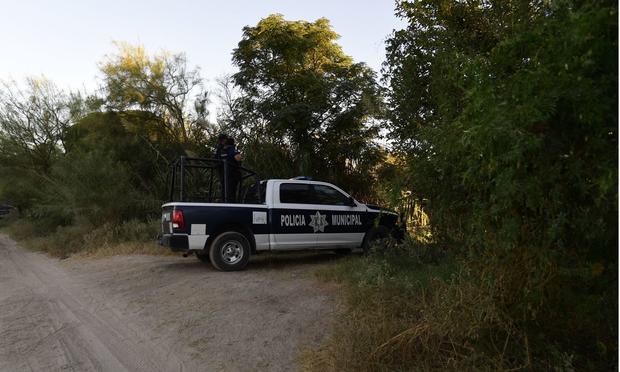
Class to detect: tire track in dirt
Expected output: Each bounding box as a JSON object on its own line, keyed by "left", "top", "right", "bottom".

{"left": 0, "top": 234, "right": 188, "bottom": 371}
{"left": 0, "top": 234, "right": 338, "bottom": 371}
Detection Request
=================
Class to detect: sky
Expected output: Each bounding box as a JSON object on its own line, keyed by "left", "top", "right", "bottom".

{"left": 0, "top": 0, "right": 406, "bottom": 93}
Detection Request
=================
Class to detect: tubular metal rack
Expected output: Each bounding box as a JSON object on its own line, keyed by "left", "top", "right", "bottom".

{"left": 168, "top": 156, "right": 262, "bottom": 204}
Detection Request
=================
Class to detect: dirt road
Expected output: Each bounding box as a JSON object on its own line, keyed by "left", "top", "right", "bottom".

{"left": 0, "top": 234, "right": 338, "bottom": 372}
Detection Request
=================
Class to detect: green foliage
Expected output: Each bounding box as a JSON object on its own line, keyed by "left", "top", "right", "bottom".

{"left": 382, "top": 0, "right": 617, "bottom": 369}
{"left": 0, "top": 78, "right": 70, "bottom": 173}
{"left": 1, "top": 109, "right": 178, "bottom": 229}
{"left": 0, "top": 44, "right": 201, "bottom": 235}
{"left": 228, "top": 15, "right": 384, "bottom": 199}
{"left": 44, "top": 150, "right": 153, "bottom": 224}
{"left": 0, "top": 8, "right": 615, "bottom": 369}
{"left": 67, "top": 111, "right": 181, "bottom": 199}
{"left": 100, "top": 42, "right": 209, "bottom": 148}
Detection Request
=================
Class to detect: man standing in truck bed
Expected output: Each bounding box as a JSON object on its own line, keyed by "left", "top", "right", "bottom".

{"left": 213, "top": 134, "right": 242, "bottom": 202}
{"left": 225, "top": 137, "right": 242, "bottom": 202}
{"left": 213, "top": 133, "right": 228, "bottom": 201}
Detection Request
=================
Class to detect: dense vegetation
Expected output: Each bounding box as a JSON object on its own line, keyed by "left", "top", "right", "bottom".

{"left": 0, "top": 1, "right": 617, "bottom": 370}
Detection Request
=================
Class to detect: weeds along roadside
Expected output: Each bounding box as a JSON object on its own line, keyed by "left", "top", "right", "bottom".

{"left": 301, "top": 235, "right": 616, "bottom": 372}
{"left": 0, "top": 215, "right": 169, "bottom": 259}
{"left": 300, "top": 237, "right": 458, "bottom": 372}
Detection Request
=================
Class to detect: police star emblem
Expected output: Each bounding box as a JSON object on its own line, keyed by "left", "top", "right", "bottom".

{"left": 309, "top": 211, "right": 329, "bottom": 233}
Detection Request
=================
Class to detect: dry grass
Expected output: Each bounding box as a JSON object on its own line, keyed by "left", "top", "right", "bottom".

{"left": 298, "top": 239, "right": 564, "bottom": 372}
{"left": 70, "top": 241, "right": 176, "bottom": 260}
{"left": 1, "top": 218, "right": 174, "bottom": 260}
{"left": 299, "top": 240, "right": 457, "bottom": 372}
{"left": 299, "top": 237, "right": 607, "bottom": 371}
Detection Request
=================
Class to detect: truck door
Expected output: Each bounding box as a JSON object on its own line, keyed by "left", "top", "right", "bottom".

{"left": 309, "top": 184, "right": 367, "bottom": 249}
{"left": 270, "top": 182, "right": 319, "bottom": 250}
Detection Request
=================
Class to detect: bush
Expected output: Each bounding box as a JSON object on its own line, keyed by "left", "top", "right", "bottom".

{"left": 42, "top": 149, "right": 160, "bottom": 225}
{"left": 380, "top": 1, "right": 617, "bottom": 369}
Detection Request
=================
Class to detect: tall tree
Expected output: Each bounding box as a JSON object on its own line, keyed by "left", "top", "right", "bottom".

{"left": 229, "top": 15, "right": 383, "bottom": 197}
{"left": 100, "top": 43, "right": 209, "bottom": 147}
{"left": 0, "top": 78, "right": 71, "bottom": 172}
{"left": 384, "top": 0, "right": 617, "bottom": 369}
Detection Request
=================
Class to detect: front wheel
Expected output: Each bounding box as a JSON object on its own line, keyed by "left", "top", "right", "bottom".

{"left": 362, "top": 225, "right": 390, "bottom": 253}
{"left": 209, "top": 232, "right": 251, "bottom": 271}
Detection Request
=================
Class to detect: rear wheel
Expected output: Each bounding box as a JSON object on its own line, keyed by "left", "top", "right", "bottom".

{"left": 362, "top": 225, "right": 390, "bottom": 253}
{"left": 209, "top": 231, "right": 251, "bottom": 271}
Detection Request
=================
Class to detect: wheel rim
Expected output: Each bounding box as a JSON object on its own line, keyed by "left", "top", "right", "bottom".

{"left": 220, "top": 240, "right": 244, "bottom": 264}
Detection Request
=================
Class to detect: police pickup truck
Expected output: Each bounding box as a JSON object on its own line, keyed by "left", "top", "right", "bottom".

{"left": 159, "top": 157, "right": 400, "bottom": 271}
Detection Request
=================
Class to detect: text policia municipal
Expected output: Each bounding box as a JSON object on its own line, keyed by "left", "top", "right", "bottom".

{"left": 280, "top": 213, "right": 362, "bottom": 227}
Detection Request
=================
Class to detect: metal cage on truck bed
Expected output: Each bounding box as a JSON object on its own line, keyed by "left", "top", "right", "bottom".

{"left": 168, "top": 156, "right": 264, "bottom": 204}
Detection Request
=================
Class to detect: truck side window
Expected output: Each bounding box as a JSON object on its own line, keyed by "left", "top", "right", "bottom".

{"left": 280, "top": 183, "right": 313, "bottom": 204}
{"left": 312, "top": 185, "right": 350, "bottom": 205}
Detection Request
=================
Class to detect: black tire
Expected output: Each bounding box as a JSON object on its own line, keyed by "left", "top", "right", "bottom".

{"left": 209, "top": 231, "right": 251, "bottom": 271}
{"left": 196, "top": 252, "right": 210, "bottom": 263}
{"left": 362, "top": 225, "right": 390, "bottom": 253}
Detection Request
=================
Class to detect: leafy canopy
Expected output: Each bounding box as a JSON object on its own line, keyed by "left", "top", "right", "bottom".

{"left": 384, "top": 0, "right": 617, "bottom": 369}
{"left": 229, "top": 14, "right": 383, "bottom": 198}
{"left": 100, "top": 42, "right": 208, "bottom": 146}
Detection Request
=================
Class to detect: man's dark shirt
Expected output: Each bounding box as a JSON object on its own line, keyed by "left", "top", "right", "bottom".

{"left": 214, "top": 143, "right": 226, "bottom": 160}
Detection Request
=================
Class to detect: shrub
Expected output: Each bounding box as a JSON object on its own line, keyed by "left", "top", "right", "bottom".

{"left": 381, "top": 0, "right": 617, "bottom": 369}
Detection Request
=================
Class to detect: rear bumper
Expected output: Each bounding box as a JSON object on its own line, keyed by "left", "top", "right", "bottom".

{"left": 159, "top": 234, "right": 189, "bottom": 252}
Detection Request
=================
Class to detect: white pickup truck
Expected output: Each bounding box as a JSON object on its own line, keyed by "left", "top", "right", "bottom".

{"left": 159, "top": 157, "right": 401, "bottom": 271}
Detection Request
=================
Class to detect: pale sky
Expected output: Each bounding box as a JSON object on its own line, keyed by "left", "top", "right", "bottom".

{"left": 0, "top": 0, "right": 405, "bottom": 93}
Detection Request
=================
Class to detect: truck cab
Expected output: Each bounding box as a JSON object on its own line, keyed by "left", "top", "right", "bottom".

{"left": 159, "top": 157, "right": 400, "bottom": 271}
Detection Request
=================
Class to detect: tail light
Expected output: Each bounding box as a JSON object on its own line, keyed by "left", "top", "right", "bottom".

{"left": 172, "top": 210, "right": 185, "bottom": 229}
